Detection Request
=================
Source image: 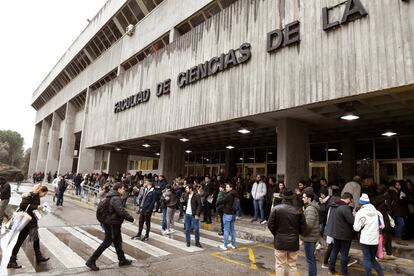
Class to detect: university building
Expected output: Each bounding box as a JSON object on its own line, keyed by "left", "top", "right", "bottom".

{"left": 28, "top": 0, "right": 414, "bottom": 186}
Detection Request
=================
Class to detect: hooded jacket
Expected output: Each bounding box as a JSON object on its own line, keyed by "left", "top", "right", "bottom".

{"left": 353, "top": 203, "right": 384, "bottom": 245}
{"left": 301, "top": 201, "right": 320, "bottom": 242}
{"left": 105, "top": 190, "right": 134, "bottom": 225}
{"left": 324, "top": 198, "right": 355, "bottom": 241}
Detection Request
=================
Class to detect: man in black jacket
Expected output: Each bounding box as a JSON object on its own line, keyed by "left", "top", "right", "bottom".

{"left": 324, "top": 192, "right": 354, "bottom": 275}
{"left": 0, "top": 176, "right": 11, "bottom": 230}
{"left": 219, "top": 183, "right": 239, "bottom": 250}
{"left": 86, "top": 183, "right": 135, "bottom": 271}
{"left": 131, "top": 180, "right": 156, "bottom": 241}
{"left": 73, "top": 173, "right": 83, "bottom": 196}
{"left": 56, "top": 176, "right": 67, "bottom": 207}
{"left": 268, "top": 189, "right": 306, "bottom": 276}
{"left": 183, "top": 184, "right": 202, "bottom": 247}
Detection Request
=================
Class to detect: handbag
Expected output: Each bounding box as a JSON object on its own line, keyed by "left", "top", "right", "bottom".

{"left": 5, "top": 204, "right": 32, "bottom": 232}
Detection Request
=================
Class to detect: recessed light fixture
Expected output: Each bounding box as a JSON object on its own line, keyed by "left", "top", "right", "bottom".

{"left": 268, "top": 152, "right": 273, "bottom": 154}
{"left": 327, "top": 148, "right": 338, "bottom": 152}
{"left": 239, "top": 158, "right": 243, "bottom": 161}
{"left": 115, "top": 147, "right": 121, "bottom": 151}
{"left": 382, "top": 131, "right": 397, "bottom": 137}
{"left": 155, "top": 153, "right": 160, "bottom": 156}
{"left": 226, "top": 145, "right": 235, "bottom": 149}
{"left": 340, "top": 103, "right": 360, "bottom": 121}
{"left": 179, "top": 138, "right": 190, "bottom": 142}
{"left": 339, "top": 152, "right": 343, "bottom": 156}
{"left": 185, "top": 150, "right": 192, "bottom": 153}
{"left": 238, "top": 128, "right": 251, "bottom": 134}
{"left": 142, "top": 144, "right": 150, "bottom": 148}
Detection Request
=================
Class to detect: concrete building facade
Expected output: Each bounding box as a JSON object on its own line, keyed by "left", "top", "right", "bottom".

{"left": 29, "top": 0, "right": 414, "bottom": 186}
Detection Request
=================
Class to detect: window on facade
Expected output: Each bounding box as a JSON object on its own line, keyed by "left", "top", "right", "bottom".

{"left": 212, "top": 151, "right": 221, "bottom": 164}
{"left": 310, "top": 144, "right": 326, "bottom": 162}
{"left": 245, "top": 149, "right": 255, "bottom": 163}
{"left": 235, "top": 150, "right": 243, "bottom": 163}
{"left": 327, "top": 143, "right": 342, "bottom": 161}
{"left": 267, "top": 148, "right": 277, "bottom": 163}
{"left": 129, "top": 161, "right": 135, "bottom": 170}
{"left": 355, "top": 140, "right": 374, "bottom": 160}
{"left": 153, "top": 159, "right": 159, "bottom": 170}
{"left": 255, "top": 148, "right": 266, "bottom": 163}
{"left": 267, "top": 164, "right": 277, "bottom": 177}
{"left": 102, "top": 161, "right": 107, "bottom": 170}
{"left": 399, "top": 136, "right": 414, "bottom": 158}
{"left": 375, "top": 138, "right": 397, "bottom": 159}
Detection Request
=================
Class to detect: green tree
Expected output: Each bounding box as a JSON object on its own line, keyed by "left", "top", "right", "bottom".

{"left": 0, "top": 130, "right": 24, "bottom": 168}
{"left": 0, "top": 141, "right": 9, "bottom": 160}
{"left": 21, "top": 148, "right": 31, "bottom": 177}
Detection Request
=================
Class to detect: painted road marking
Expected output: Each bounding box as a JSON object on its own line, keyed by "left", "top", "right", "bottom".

{"left": 39, "top": 228, "right": 85, "bottom": 268}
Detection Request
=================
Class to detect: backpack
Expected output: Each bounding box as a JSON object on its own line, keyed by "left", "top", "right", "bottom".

{"left": 232, "top": 196, "right": 240, "bottom": 213}
{"left": 96, "top": 197, "right": 111, "bottom": 223}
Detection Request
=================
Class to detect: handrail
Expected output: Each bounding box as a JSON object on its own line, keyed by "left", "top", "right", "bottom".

{"left": 64, "top": 179, "right": 100, "bottom": 204}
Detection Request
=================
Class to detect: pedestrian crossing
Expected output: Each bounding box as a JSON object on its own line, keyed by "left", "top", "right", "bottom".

{"left": 0, "top": 221, "right": 254, "bottom": 275}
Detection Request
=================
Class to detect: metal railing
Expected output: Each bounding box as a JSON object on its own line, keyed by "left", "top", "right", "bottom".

{"left": 64, "top": 179, "right": 101, "bottom": 205}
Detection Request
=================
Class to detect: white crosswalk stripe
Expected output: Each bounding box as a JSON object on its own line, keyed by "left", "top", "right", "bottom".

{"left": 91, "top": 225, "right": 170, "bottom": 257}
{"left": 72, "top": 226, "right": 136, "bottom": 261}
{"left": 122, "top": 223, "right": 203, "bottom": 253}
{"left": 38, "top": 228, "right": 85, "bottom": 268}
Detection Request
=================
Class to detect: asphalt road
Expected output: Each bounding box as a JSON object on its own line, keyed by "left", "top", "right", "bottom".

{"left": 0, "top": 183, "right": 390, "bottom": 276}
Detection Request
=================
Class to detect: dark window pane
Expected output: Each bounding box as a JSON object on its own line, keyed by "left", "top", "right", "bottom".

{"left": 153, "top": 159, "right": 159, "bottom": 170}
{"left": 399, "top": 137, "right": 414, "bottom": 158}
{"left": 328, "top": 162, "right": 343, "bottom": 184}
{"left": 212, "top": 152, "right": 220, "bottom": 164}
{"left": 267, "top": 148, "right": 277, "bottom": 163}
{"left": 356, "top": 160, "right": 373, "bottom": 179}
{"left": 244, "top": 149, "right": 255, "bottom": 163}
{"left": 355, "top": 140, "right": 373, "bottom": 160}
{"left": 234, "top": 150, "right": 243, "bottom": 163}
{"left": 310, "top": 144, "right": 326, "bottom": 162}
{"left": 327, "top": 143, "right": 342, "bottom": 161}
{"left": 255, "top": 148, "right": 266, "bottom": 163}
{"left": 142, "top": 0, "right": 156, "bottom": 11}
{"left": 189, "top": 13, "right": 205, "bottom": 29}
{"left": 177, "top": 22, "right": 191, "bottom": 35}
{"left": 201, "top": 152, "right": 211, "bottom": 164}
{"left": 375, "top": 138, "right": 397, "bottom": 159}
{"left": 267, "top": 164, "right": 277, "bottom": 176}
{"left": 220, "top": 0, "right": 238, "bottom": 9}
{"left": 195, "top": 153, "right": 202, "bottom": 164}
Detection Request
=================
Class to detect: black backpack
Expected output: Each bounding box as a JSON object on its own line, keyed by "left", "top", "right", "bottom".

{"left": 96, "top": 197, "right": 111, "bottom": 223}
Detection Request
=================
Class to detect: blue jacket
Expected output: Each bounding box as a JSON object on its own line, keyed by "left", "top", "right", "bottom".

{"left": 141, "top": 187, "right": 156, "bottom": 212}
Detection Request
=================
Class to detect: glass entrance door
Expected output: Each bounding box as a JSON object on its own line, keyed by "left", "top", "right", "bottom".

{"left": 402, "top": 162, "right": 414, "bottom": 182}
{"left": 243, "top": 164, "right": 266, "bottom": 178}
{"left": 376, "top": 160, "right": 414, "bottom": 184}
{"left": 309, "top": 162, "right": 328, "bottom": 180}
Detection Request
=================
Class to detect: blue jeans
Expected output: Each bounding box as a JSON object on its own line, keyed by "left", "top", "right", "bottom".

{"left": 395, "top": 217, "right": 405, "bottom": 239}
{"left": 56, "top": 192, "right": 64, "bottom": 206}
{"left": 253, "top": 199, "right": 265, "bottom": 221}
{"left": 304, "top": 242, "right": 317, "bottom": 276}
{"left": 328, "top": 239, "right": 352, "bottom": 275}
{"left": 185, "top": 214, "right": 200, "bottom": 242}
{"left": 162, "top": 207, "right": 167, "bottom": 230}
{"left": 223, "top": 214, "right": 236, "bottom": 247}
{"left": 361, "top": 244, "right": 383, "bottom": 276}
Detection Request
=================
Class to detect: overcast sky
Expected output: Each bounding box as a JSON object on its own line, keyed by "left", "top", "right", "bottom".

{"left": 0, "top": 0, "right": 107, "bottom": 149}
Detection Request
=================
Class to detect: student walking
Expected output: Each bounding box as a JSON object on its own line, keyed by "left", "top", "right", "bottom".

{"left": 131, "top": 180, "right": 156, "bottom": 241}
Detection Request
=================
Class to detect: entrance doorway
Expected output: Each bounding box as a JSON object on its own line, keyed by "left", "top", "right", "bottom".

{"left": 377, "top": 160, "right": 414, "bottom": 184}
{"left": 243, "top": 164, "right": 266, "bottom": 178}
{"left": 309, "top": 162, "right": 328, "bottom": 180}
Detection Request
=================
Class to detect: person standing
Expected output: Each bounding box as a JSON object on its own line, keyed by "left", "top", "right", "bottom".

{"left": 324, "top": 192, "right": 355, "bottom": 275}
{"left": 15, "top": 173, "right": 23, "bottom": 192}
{"left": 51, "top": 175, "right": 60, "bottom": 203}
{"left": 56, "top": 176, "right": 67, "bottom": 208}
{"left": 202, "top": 175, "right": 214, "bottom": 224}
{"left": 265, "top": 177, "right": 278, "bottom": 220}
{"left": 341, "top": 176, "right": 361, "bottom": 209}
{"left": 219, "top": 183, "right": 238, "bottom": 250}
{"left": 0, "top": 177, "right": 11, "bottom": 233}
{"left": 251, "top": 175, "right": 267, "bottom": 224}
{"left": 131, "top": 180, "right": 156, "bottom": 241}
{"left": 388, "top": 180, "right": 408, "bottom": 245}
{"left": 301, "top": 189, "right": 320, "bottom": 276}
{"left": 353, "top": 194, "right": 384, "bottom": 276}
{"left": 74, "top": 173, "right": 83, "bottom": 196}
{"left": 7, "top": 185, "right": 50, "bottom": 268}
{"left": 163, "top": 184, "right": 178, "bottom": 235}
{"left": 86, "top": 183, "right": 135, "bottom": 271}
{"left": 216, "top": 184, "right": 226, "bottom": 236}
{"left": 183, "top": 184, "right": 202, "bottom": 248}
{"left": 268, "top": 189, "right": 306, "bottom": 276}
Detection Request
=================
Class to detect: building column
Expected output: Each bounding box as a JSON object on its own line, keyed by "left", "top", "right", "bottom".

{"left": 342, "top": 138, "right": 356, "bottom": 182}
{"left": 35, "top": 119, "right": 51, "bottom": 174}
{"left": 224, "top": 150, "right": 236, "bottom": 178}
{"left": 28, "top": 123, "right": 42, "bottom": 177}
{"left": 58, "top": 102, "right": 76, "bottom": 174}
{"left": 44, "top": 112, "right": 62, "bottom": 175}
{"left": 276, "top": 118, "right": 309, "bottom": 189}
{"left": 77, "top": 89, "right": 95, "bottom": 174}
{"left": 108, "top": 151, "right": 128, "bottom": 175}
{"left": 169, "top": 28, "right": 180, "bottom": 43}
{"left": 158, "top": 138, "right": 185, "bottom": 182}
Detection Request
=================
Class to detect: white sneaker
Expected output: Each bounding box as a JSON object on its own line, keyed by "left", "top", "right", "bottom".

{"left": 260, "top": 220, "right": 267, "bottom": 225}
{"left": 228, "top": 244, "right": 236, "bottom": 249}
{"left": 219, "top": 245, "right": 228, "bottom": 251}
{"left": 321, "top": 264, "right": 328, "bottom": 269}
{"left": 347, "top": 259, "right": 358, "bottom": 267}
{"left": 162, "top": 230, "right": 168, "bottom": 235}
{"left": 168, "top": 229, "right": 175, "bottom": 234}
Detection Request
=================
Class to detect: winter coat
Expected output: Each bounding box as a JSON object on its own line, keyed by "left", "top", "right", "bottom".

{"left": 341, "top": 181, "right": 361, "bottom": 208}
{"left": 251, "top": 181, "right": 267, "bottom": 200}
{"left": 140, "top": 187, "right": 156, "bottom": 213}
{"left": 105, "top": 190, "right": 134, "bottom": 225}
{"left": 268, "top": 203, "right": 307, "bottom": 251}
{"left": 183, "top": 192, "right": 202, "bottom": 217}
{"left": 0, "top": 182, "right": 11, "bottom": 200}
{"left": 221, "top": 190, "right": 238, "bottom": 215}
{"left": 353, "top": 203, "right": 384, "bottom": 245}
{"left": 301, "top": 201, "right": 320, "bottom": 243}
{"left": 324, "top": 199, "right": 355, "bottom": 241}
{"left": 387, "top": 186, "right": 408, "bottom": 218}
{"left": 19, "top": 192, "right": 41, "bottom": 228}
{"left": 57, "top": 179, "right": 67, "bottom": 193}
{"left": 266, "top": 184, "right": 278, "bottom": 205}
{"left": 319, "top": 195, "right": 331, "bottom": 226}
{"left": 163, "top": 188, "right": 178, "bottom": 208}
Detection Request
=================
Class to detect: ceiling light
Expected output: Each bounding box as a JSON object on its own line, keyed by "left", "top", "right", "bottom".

{"left": 226, "top": 145, "right": 235, "bottom": 149}
{"left": 382, "top": 131, "right": 397, "bottom": 137}
{"left": 327, "top": 148, "right": 338, "bottom": 152}
{"left": 155, "top": 153, "right": 160, "bottom": 156}
{"left": 179, "top": 138, "right": 190, "bottom": 142}
{"left": 185, "top": 150, "right": 192, "bottom": 154}
{"left": 115, "top": 147, "right": 121, "bottom": 151}
{"left": 142, "top": 144, "right": 150, "bottom": 148}
{"left": 239, "top": 158, "right": 243, "bottom": 160}
{"left": 339, "top": 152, "right": 343, "bottom": 156}
{"left": 238, "top": 128, "right": 251, "bottom": 134}
{"left": 268, "top": 152, "right": 273, "bottom": 154}
{"left": 340, "top": 103, "right": 360, "bottom": 121}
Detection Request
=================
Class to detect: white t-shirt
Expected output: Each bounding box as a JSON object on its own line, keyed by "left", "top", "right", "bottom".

{"left": 186, "top": 192, "right": 193, "bottom": 215}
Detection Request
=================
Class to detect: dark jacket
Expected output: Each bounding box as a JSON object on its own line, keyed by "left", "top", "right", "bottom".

{"left": 58, "top": 179, "right": 67, "bottom": 193}
{"left": 19, "top": 192, "right": 41, "bottom": 228}
{"left": 387, "top": 186, "right": 408, "bottom": 218}
{"left": 216, "top": 191, "right": 226, "bottom": 212}
{"left": 140, "top": 187, "right": 157, "bottom": 213}
{"left": 105, "top": 190, "right": 134, "bottom": 225}
{"left": 266, "top": 184, "right": 278, "bottom": 205}
{"left": 268, "top": 202, "right": 307, "bottom": 251}
{"left": 183, "top": 192, "right": 202, "bottom": 216}
{"left": 0, "top": 182, "right": 11, "bottom": 200}
{"left": 74, "top": 175, "right": 83, "bottom": 186}
{"left": 324, "top": 199, "right": 355, "bottom": 241}
{"left": 221, "top": 190, "right": 238, "bottom": 215}
{"left": 371, "top": 192, "right": 392, "bottom": 232}
{"left": 163, "top": 188, "right": 178, "bottom": 208}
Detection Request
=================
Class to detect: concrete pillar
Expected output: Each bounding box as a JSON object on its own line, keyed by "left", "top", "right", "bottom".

{"left": 276, "top": 118, "right": 309, "bottom": 189}
{"left": 28, "top": 123, "right": 42, "bottom": 177}
{"left": 77, "top": 89, "right": 95, "bottom": 174}
{"left": 108, "top": 151, "right": 128, "bottom": 175}
{"left": 44, "top": 112, "right": 62, "bottom": 175}
{"left": 169, "top": 28, "right": 180, "bottom": 43}
{"left": 35, "top": 119, "right": 51, "bottom": 173}
{"left": 342, "top": 138, "right": 356, "bottom": 182}
{"left": 224, "top": 150, "right": 236, "bottom": 178}
{"left": 159, "top": 138, "right": 185, "bottom": 182}
{"left": 58, "top": 102, "right": 76, "bottom": 175}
